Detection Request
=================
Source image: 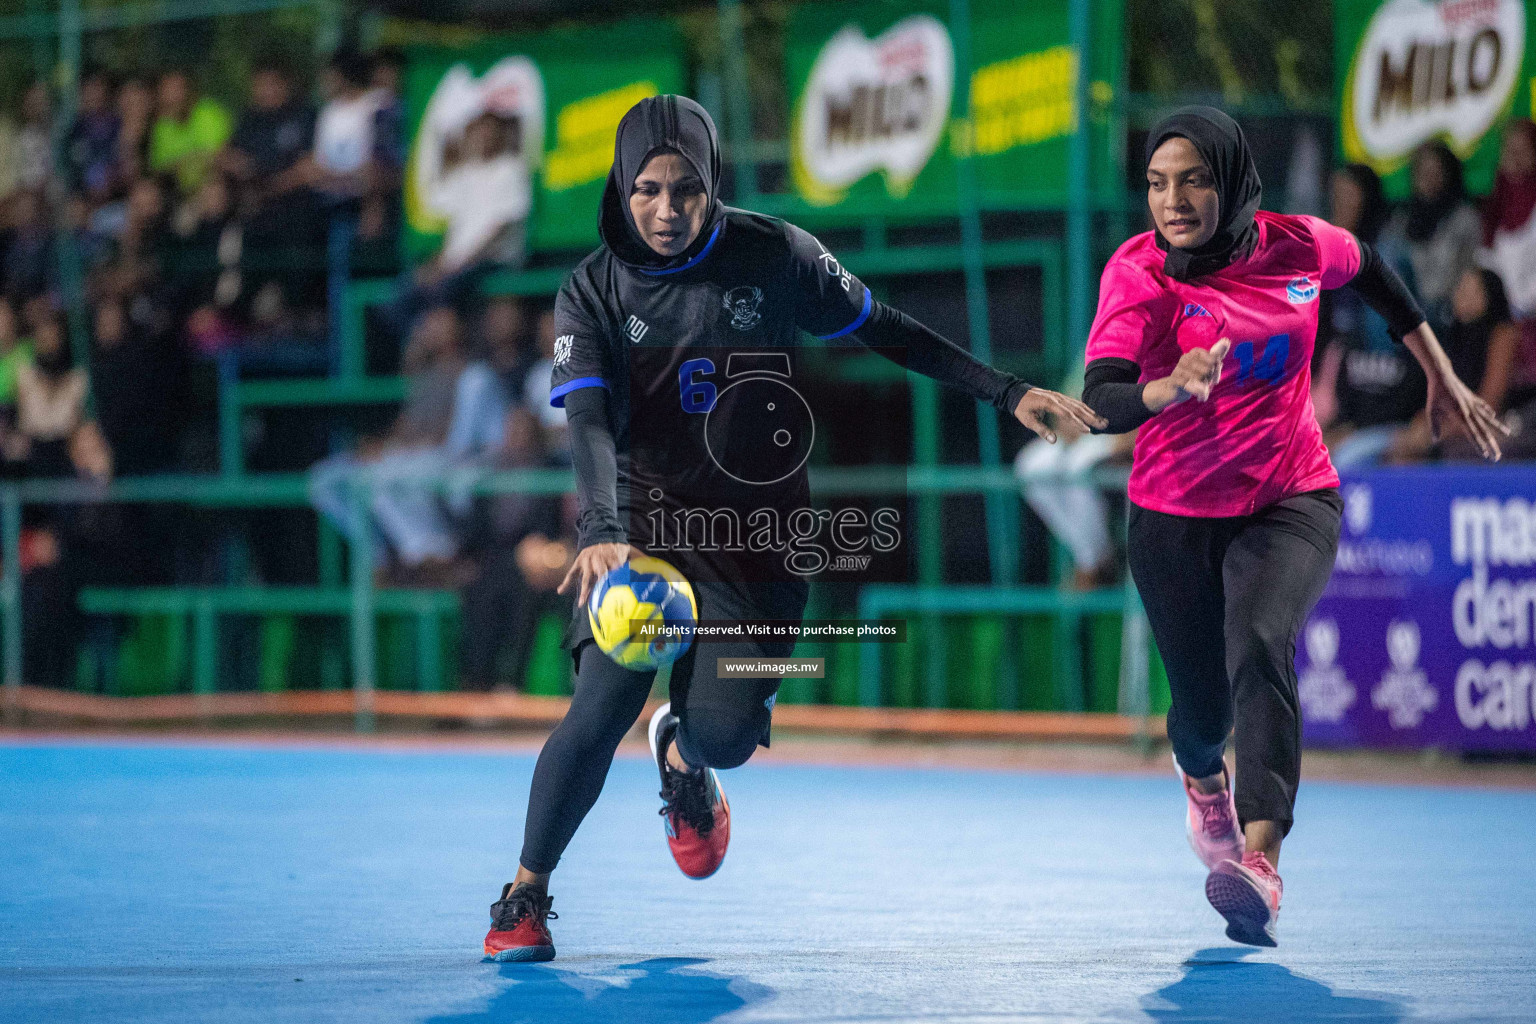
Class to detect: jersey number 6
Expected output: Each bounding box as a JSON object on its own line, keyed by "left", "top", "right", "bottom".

{"left": 679, "top": 357, "right": 717, "bottom": 413}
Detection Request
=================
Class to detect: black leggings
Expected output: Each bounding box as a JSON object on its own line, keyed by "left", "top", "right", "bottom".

{"left": 1127, "top": 489, "right": 1342, "bottom": 837}
{"left": 519, "top": 581, "right": 805, "bottom": 874}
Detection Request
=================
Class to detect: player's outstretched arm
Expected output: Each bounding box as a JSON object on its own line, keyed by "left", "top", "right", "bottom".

{"left": 787, "top": 224, "right": 1101, "bottom": 440}
{"left": 1011, "top": 388, "right": 1108, "bottom": 444}
{"left": 1144, "top": 338, "right": 1231, "bottom": 409}
{"left": 854, "top": 301, "right": 1105, "bottom": 440}
{"left": 1401, "top": 322, "right": 1510, "bottom": 462}
{"left": 1339, "top": 237, "right": 1509, "bottom": 462}
{"left": 553, "top": 385, "right": 640, "bottom": 608}
{"left": 1082, "top": 338, "right": 1229, "bottom": 437}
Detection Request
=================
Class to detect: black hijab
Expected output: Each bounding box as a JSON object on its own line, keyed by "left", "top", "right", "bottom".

{"left": 598, "top": 94, "right": 726, "bottom": 272}
{"left": 1145, "top": 106, "right": 1263, "bottom": 281}
{"left": 1403, "top": 140, "right": 1467, "bottom": 244}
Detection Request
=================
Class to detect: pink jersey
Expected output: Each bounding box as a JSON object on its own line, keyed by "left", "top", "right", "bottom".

{"left": 1085, "top": 210, "right": 1361, "bottom": 517}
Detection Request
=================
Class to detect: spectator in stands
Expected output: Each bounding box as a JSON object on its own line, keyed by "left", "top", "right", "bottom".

{"left": 174, "top": 172, "right": 245, "bottom": 354}
{"left": 308, "top": 305, "right": 470, "bottom": 567}
{"left": 0, "top": 103, "right": 20, "bottom": 206}
{"left": 1014, "top": 363, "right": 1131, "bottom": 589}
{"left": 115, "top": 76, "right": 155, "bottom": 185}
{"left": 370, "top": 306, "right": 509, "bottom": 584}
{"left": 482, "top": 296, "right": 529, "bottom": 395}
{"left": 65, "top": 192, "right": 114, "bottom": 278}
{"left": 306, "top": 50, "right": 385, "bottom": 205}
{"left": 457, "top": 407, "right": 574, "bottom": 692}
{"left": 1383, "top": 141, "right": 1481, "bottom": 332}
{"left": 1315, "top": 163, "right": 1426, "bottom": 469}
{"left": 1482, "top": 119, "right": 1536, "bottom": 318}
{"left": 149, "top": 70, "right": 233, "bottom": 196}
{"left": 220, "top": 58, "right": 316, "bottom": 224}
{"left": 519, "top": 308, "right": 568, "bottom": 455}
{"left": 118, "top": 174, "right": 172, "bottom": 267}
{"left": 10, "top": 313, "right": 131, "bottom": 693}
{"left": 364, "top": 47, "right": 406, "bottom": 244}
{"left": 90, "top": 297, "right": 178, "bottom": 476}
{"left": 11, "top": 310, "right": 110, "bottom": 482}
{"left": 1383, "top": 267, "right": 1523, "bottom": 463}
{"left": 15, "top": 82, "right": 53, "bottom": 196}
{"left": 384, "top": 112, "right": 531, "bottom": 336}
{"left": 370, "top": 47, "right": 406, "bottom": 107}
{"left": 66, "top": 70, "right": 122, "bottom": 206}
{"left": 0, "top": 298, "right": 31, "bottom": 419}
{"left": 3, "top": 189, "right": 55, "bottom": 305}
{"left": 428, "top": 111, "right": 531, "bottom": 278}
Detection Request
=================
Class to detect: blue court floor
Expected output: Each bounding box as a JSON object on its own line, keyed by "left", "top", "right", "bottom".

{"left": 1, "top": 740, "right": 1533, "bottom": 1024}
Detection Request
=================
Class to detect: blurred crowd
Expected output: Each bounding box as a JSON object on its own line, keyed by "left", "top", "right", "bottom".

{"left": 1019, "top": 117, "right": 1536, "bottom": 592}
{"left": 307, "top": 297, "right": 576, "bottom": 692}
{"left": 1, "top": 49, "right": 1531, "bottom": 688}
{"left": 0, "top": 50, "right": 411, "bottom": 485}
{"left": 0, "top": 50, "right": 562, "bottom": 691}
{"left": 1314, "top": 121, "right": 1536, "bottom": 467}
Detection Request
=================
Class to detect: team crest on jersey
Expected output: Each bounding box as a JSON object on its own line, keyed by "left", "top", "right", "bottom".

{"left": 1286, "top": 276, "right": 1318, "bottom": 304}
{"left": 723, "top": 286, "right": 764, "bottom": 330}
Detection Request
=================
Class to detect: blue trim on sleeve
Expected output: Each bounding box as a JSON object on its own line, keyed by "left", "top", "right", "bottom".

{"left": 549, "top": 377, "right": 609, "bottom": 408}
{"left": 638, "top": 222, "right": 722, "bottom": 276}
{"left": 815, "top": 288, "right": 873, "bottom": 340}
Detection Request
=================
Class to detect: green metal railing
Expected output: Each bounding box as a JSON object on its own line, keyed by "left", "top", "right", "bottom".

{"left": 331, "top": 238, "right": 1067, "bottom": 389}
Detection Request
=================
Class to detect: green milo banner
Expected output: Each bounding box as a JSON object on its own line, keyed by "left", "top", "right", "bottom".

{"left": 1338, "top": 0, "right": 1533, "bottom": 197}
{"left": 404, "top": 20, "right": 684, "bottom": 258}
{"left": 785, "top": 0, "right": 1121, "bottom": 221}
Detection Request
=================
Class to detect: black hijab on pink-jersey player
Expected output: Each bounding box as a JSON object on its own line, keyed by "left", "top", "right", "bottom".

{"left": 1146, "top": 105, "right": 1264, "bottom": 281}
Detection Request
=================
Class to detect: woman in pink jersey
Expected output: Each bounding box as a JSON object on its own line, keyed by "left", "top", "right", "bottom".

{"left": 1082, "top": 108, "right": 1506, "bottom": 947}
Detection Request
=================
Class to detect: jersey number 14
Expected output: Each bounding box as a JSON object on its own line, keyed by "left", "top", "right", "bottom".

{"left": 1232, "top": 333, "right": 1290, "bottom": 386}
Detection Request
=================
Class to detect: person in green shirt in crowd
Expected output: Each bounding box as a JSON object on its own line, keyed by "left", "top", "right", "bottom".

{"left": 0, "top": 298, "right": 34, "bottom": 407}
{"left": 148, "top": 70, "right": 233, "bottom": 195}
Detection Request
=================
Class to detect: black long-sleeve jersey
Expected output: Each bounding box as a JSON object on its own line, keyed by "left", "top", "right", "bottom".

{"left": 551, "top": 207, "right": 1029, "bottom": 584}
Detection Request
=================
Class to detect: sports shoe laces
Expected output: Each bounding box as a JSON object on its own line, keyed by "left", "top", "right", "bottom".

{"left": 1199, "top": 796, "right": 1237, "bottom": 838}
{"left": 491, "top": 884, "right": 557, "bottom": 931}
{"left": 659, "top": 766, "right": 716, "bottom": 837}
{"left": 1242, "top": 851, "right": 1279, "bottom": 883}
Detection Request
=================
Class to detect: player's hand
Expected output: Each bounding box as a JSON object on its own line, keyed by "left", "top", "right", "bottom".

{"left": 1426, "top": 368, "right": 1510, "bottom": 462}
{"left": 1147, "top": 338, "right": 1231, "bottom": 411}
{"left": 1013, "top": 389, "right": 1106, "bottom": 443}
{"left": 558, "top": 541, "right": 641, "bottom": 609}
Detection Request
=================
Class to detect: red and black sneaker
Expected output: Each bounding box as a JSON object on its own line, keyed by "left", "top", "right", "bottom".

{"left": 648, "top": 702, "right": 730, "bottom": 879}
{"left": 483, "top": 882, "right": 557, "bottom": 962}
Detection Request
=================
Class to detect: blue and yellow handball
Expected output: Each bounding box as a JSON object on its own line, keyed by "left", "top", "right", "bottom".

{"left": 587, "top": 555, "right": 698, "bottom": 670}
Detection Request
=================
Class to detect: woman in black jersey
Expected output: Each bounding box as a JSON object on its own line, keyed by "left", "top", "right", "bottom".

{"left": 481, "top": 94, "right": 1104, "bottom": 962}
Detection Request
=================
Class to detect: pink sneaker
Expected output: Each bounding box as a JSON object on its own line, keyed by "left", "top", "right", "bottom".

{"left": 1206, "top": 851, "right": 1283, "bottom": 947}
{"left": 1176, "top": 756, "right": 1243, "bottom": 870}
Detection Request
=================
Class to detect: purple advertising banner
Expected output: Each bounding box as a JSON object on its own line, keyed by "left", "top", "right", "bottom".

{"left": 1299, "top": 466, "right": 1536, "bottom": 752}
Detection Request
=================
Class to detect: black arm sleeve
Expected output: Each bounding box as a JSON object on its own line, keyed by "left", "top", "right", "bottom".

{"left": 1346, "top": 239, "right": 1426, "bottom": 342}
{"left": 563, "top": 384, "right": 626, "bottom": 549}
{"left": 857, "top": 300, "right": 1033, "bottom": 413}
{"left": 1083, "top": 357, "right": 1154, "bottom": 435}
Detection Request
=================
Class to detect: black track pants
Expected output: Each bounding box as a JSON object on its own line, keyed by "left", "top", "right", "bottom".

{"left": 1127, "top": 489, "right": 1342, "bottom": 836}
{"left": 518, "top": 581, "right": 805, "bottom": 874}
